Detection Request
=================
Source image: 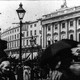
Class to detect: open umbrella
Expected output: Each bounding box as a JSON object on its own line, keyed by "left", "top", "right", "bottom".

{"left": 39, "top": 39, "right": 80, "bottom": 70}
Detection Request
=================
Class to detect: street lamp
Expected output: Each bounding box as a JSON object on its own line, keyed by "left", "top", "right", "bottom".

{"left": 16, "top": 3, "right": 26, "bottom": 80}
{"left": 0, "top": 28, "right": 1, "bottom": 39}
{"left": 30, "top": 36, "right": 35, "bottom": 80}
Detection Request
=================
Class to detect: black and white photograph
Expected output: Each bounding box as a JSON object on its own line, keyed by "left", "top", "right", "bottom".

{"left": 1, "top": 0, "right": 80, "bottom": 80}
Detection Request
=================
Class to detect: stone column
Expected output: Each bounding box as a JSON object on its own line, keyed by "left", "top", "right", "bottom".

{"left": 52, "top": 23, "right": 54, "bottom": 43}
{"left": 74, "top": 18, "right": 77, "bottom": 41}
{"left": 58, "top": 22, "right": 61, "bottom": 40}
{"left": 51, "top": 23, "right": 53, "bottom": 44}
{"left": 42, "top": 24, "right": 47, "bottom": 49}
{"left": 67, "top": 19, "right": 69, "bottom": 39}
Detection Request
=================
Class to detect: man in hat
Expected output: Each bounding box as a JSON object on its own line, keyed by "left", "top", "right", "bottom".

{"left": 0, "top": 40, "right": 16, "bottom": 80}
{"left": 51, "top": 44, "right": 80, "bottom": 80}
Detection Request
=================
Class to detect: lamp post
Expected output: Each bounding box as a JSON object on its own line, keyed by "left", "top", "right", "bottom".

{"left": 16, "top": 3, "right": 26, "bottom": 80}
{"left": 0, "top": 28, "right": 1, "bottom": 39}
{"left": 30, "top": 36, "right": 35, "bottom": 80}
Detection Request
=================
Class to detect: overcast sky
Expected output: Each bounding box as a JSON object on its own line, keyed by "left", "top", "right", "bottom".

{"left": 0, "top": 0, "right": 80, "bottom": 31}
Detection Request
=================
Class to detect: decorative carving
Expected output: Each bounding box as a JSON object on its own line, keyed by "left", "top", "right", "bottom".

{"left": 53, "top": 32, "right": 58, "bottom": 35}
{"left": 60, "top": 31, "right": 66, "bottom": 34}
{"left": 61, "top": 0, "right": 67, "bottom": 8}
{"left": 68, "top": 30, "right": 74, "bottom": 33}
{"left": 47, "top": 33, "right": 51, "bottom": 37}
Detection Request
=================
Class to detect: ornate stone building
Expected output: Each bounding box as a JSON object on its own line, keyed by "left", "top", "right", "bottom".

{"left": 1, "top": 19, "right": 42, "bottom": 59}
{"left": 42, "top": 5, "right": 80, "bottom": 49}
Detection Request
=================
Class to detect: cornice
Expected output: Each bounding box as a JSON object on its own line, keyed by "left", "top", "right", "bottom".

{"left": 2, "top": 26, "right": 19, "bottom": 35}
{"left": 42, "top": 6, "right": 80, "bottom": 21}
{"left": 42, "top": 11, "right": 80, "bottom": 25}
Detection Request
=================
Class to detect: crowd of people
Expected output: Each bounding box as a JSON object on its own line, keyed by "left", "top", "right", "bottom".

{"left": 39, "top": 39, "right": 80, "bottom": 80}
{"left": 1, "top": 39, "right": 80, "bottom": 80}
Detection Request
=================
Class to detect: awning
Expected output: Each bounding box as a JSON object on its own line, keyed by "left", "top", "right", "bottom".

{"left": 22, "top": 52, "right": 38, "bottom": 59}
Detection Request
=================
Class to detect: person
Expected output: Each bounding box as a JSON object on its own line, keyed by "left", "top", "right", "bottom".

{"left": 51, "top": 44, "right": 80, "bottom": 80}
{"left": 0, "top": 46, "right": 16, "bottom": 80}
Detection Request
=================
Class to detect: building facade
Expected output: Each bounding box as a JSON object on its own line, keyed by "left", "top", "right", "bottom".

{"left": 1, "top": 19, "right": 42, "bottom": 59}
{"left": 42, "top": 6, "right": 80, "bottom": 49}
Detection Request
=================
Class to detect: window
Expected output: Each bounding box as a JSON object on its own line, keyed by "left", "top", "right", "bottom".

{"left": 34, "top": 38, "right": 36, "bottom": 44}
{"left": 17, "top": 41, "right": 18, "bottom": 47}
{"left": 10, "top": 36, "right": 11, "bottom": 41}
{"left": 13, "top": 42, "right": 14, "bottom": 48}
{"left": 26, "top": 40, "right": 28, "bottom": 45}
{"left": 15, "top": 41, "right": 16, "bottom": 47}
{"left": 70, "top": 34, "right": 73, "bottom": 40}
{"left": 17, "top": 28, "right": 19, "bottom": 32}
{"left": 30, "top": 25, "right": 32, "bottom": 28}
{"left": 26, "top": 25, "right": 28, "bottom": 30}
{"left": 17, "top": 40, "right": 20, "bottom": 47}
{"left": 23, "top": 39, "right": 25, "bottom": 46}
{"left": 15, "top": 29, "right": 16, "bottom": 32}
{"left": 48, "top": 41, "right": 51, "bottom": 46}
{"left": 55, "top": 24, "right": 58, "bottom": 30}
{"left": 55, "top": 40, "right": 58, "bottom": 43}
{"left": 78, "top": 20, "right": 80, "bottom": 25}
{"left": 15, "top": 35, "right": 16, "bottom": 39}
{"left": 48, "top": 25, "right": 51, "bottom": 31}
{"left": 22, "top": 32, "right": 25, "bottom": 37}
{"left": 62, "top": 23, "right": 65, "bottom": 28}
{"left": 30, "top": 30, "right": 32, "bottom": 36}
{"left": 12, "top": 42, "right": 13, "bottom": 48}
{"left": 8, "top": 37, "right": 9, "bottom": 41}
{"left": 27, "top": 31, "right": 28, "bottom": 36}
{"left": 10, "top": 42, "right": 12, "bottom": 48}
{"left": 34, "top": 24, "right": 36, "bottom": 27}
{"left": 9, "top": 43, "right": 10, "bottom": 49}
{"left": 16, "top": 41, "right": 18, "bottom": 47}
{"left": 34, "top": 30, "right": 36, "bottom": 35}
{"left": 70, "top": 21, "right": 73, "bottom": 27}
{"left": 10, "top": 42, "right": 11, "bottom": 49}
{"left": 17, "top": 34, "right": 19, "bottom": 39}
{"left": 16, "top": 41, "right": 17, "bottom": 47}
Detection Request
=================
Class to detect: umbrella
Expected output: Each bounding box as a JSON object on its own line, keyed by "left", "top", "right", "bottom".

{"left": 39, "top": 39, "right": 80, "bottom": 70}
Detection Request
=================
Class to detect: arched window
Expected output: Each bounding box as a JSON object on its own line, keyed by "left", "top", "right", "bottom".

{"left": 70, "top": 34, "right": 73, "bottom": 40}
{"left": 48, "top": 40, "right": 51, "bottom": 46}
{"left": 54, "top": 40, "right": 58, "bottom": 43}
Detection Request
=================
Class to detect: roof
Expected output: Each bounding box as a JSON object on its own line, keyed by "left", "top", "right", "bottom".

{"left": 42, "top": 5, "right": 80, "bottom": 20}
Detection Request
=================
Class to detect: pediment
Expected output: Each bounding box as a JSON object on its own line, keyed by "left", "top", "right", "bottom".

{"left": 68, "top": 30, "right": 74, "bottom": 33}
{"left": 60, "top": 31, "right": 66, "bottom": 34}
{"left": 53, "top": 32, "right": 58, "bottom": 35}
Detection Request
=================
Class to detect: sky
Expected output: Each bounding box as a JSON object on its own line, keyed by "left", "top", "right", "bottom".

{"left": 0, "top": 0, "right": 80, "bottom": 31}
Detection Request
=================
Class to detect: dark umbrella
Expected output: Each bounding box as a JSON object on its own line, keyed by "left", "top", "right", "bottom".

{"left": 39, "top": 39, "right": 80, "bottom": 70}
